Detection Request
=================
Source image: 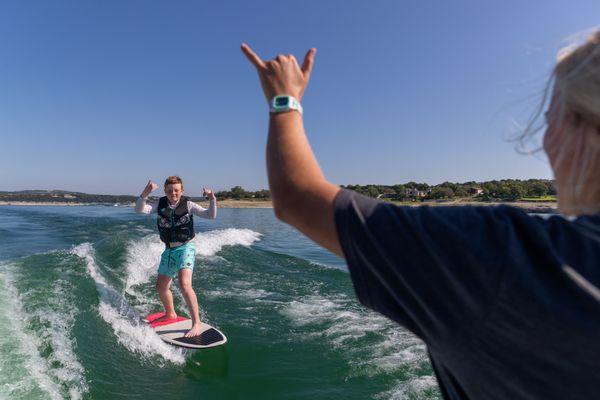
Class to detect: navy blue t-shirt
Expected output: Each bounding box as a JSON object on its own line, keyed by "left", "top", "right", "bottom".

{"left": 334, "top": 189, "right": 600, "bottom": 400}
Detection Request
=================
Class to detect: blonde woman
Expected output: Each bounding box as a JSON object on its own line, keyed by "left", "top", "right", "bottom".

{"left": 241, "top": 31, "right": 599, "bottom": 399}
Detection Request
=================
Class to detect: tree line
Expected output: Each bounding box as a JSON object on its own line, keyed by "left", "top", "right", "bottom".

{"left": 342, "top": 179, "right": 555, "bottom": 201}
{"left": 0, "top": 191, "right": 138, "bottom": 204}
{"left": 0, "top": 179, "right": 556, "bottom": 203}
{"left": 209, "top": 179, "right": 556, "bottom": 201}
{"left": 213, "top": 186, "right": 271, "bottom": 200}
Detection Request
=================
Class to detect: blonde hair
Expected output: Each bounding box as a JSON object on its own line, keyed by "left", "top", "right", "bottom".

{"left": 554, "top": 31, "right": 600, "bottom": 127}
{"left": 522, "top": 29, "right": 600, "bottom": 215}
{"left": 520, "top": 31, "right": 600, "bottom": 144}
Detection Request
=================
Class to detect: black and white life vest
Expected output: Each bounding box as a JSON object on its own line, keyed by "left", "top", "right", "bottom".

{"left": 157, "top": 196, "right": 195, "bottom": 246}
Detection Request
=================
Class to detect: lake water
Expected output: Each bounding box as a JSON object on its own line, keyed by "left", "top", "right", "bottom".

{"left": 0, "top": 206, "right": 439, "bottom": 400}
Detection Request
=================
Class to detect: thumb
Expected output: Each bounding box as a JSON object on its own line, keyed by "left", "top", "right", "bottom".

{"left": 301, "top": 48, "right": 316, "bottom": 78}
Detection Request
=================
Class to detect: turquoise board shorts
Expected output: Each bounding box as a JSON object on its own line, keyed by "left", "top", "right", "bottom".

{"left": 158, "top": 242, "right": 197, "bottom": 278}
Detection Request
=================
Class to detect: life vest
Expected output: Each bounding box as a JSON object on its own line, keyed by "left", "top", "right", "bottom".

{"left": 157, "top": 196, "right": 195, "bottom": 246}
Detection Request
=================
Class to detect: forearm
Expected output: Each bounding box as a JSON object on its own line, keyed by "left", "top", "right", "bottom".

{"left": 206, "top": 197, "right": 217, "bottom": 219}
{"left": 268, "top": 112, "right": 325, "bottom": 199}
{"left": 267, "top": 112, "right": 341, "bottom": 254}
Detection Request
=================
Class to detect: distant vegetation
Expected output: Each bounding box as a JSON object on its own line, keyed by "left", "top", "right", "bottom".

{"left": 0, "top": 179, "right": 556, "bottom": 204}
{"left": 0, "top": 190, "right": 138, "bottom": 204}
{"left": 216, "top": 179, "right": 556, "bottom": 202}
{"left": 214, "top": 186, "right": 271, "bottom": 200}
{"left": 342, "top": 179, "right": 556, "bottom": 202}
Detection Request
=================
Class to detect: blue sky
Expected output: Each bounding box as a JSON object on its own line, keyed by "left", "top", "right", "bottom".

{"left": 1, "top": 1, "right": 599, "bottom": 195}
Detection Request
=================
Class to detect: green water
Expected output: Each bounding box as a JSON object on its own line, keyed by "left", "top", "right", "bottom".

{"left": 0, "top": 206, "right": 439, "bottom": 399}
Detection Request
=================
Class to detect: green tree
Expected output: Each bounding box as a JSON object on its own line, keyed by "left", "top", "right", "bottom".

{"left": 527, "top": 181, "right": 549, "bottom": 197}
{"left": 366, "top": 185, "right": 380, "bottom": 198}
{"left": 230, "top": 186, "right": 246, "bottom": 199}
{"left": 428, "top": 187, "right": 454, "bottom": 199}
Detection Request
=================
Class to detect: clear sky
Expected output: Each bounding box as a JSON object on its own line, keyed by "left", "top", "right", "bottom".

{"left": 1, "top": 1, "right": 599, "bottom": 196}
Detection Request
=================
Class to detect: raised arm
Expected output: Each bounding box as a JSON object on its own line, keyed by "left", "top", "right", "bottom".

{"left": 135, "top": 180, "right": 159, "bottom": 214}
{"left": 188, "top": 187, "right": 217, "bottom": 219}
{"left": 241, "top": 44, "right": 342, "bottom": 257}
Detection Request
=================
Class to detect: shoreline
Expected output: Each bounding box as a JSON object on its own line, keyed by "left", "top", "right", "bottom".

{"left": 0, "top": 200, "right": 274, "bottom": 209}
{"left": 395, "top": 200, "right": 558, "bottom": 214}
{"left": 0, "top": 199, "right": 558, "bottom": 213}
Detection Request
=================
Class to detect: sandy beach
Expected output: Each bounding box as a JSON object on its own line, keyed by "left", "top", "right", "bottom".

{"left": 0, "top": 200, "right": 274, "bottom": 208}
{"left": 393, "top": 200, "right": 558, "bottom": 214}
{"left": 196, "top": 200, "right": 273, "bottom": 208}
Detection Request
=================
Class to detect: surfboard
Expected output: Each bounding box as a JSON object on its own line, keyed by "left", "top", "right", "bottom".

{"left": 146, "top": 312, "right": 227, "bottom": 349}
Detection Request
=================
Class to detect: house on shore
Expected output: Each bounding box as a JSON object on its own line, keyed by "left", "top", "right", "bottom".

{"left": 469, "top": 187, "right": 484, "bottom": 196}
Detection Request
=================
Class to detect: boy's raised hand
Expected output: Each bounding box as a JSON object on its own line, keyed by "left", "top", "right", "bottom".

{"left": 241, "top": 43, "right": 316, "bottom": 102}
{"left": 203, "top": 187, "right": 215, "bottom": 199}
{"left": 141, "top": 180, "right": 159, "bottom": 198}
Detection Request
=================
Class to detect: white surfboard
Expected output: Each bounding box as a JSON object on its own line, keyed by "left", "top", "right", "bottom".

{"left": 146, "top": 312, "right": 227, "bottom": 349}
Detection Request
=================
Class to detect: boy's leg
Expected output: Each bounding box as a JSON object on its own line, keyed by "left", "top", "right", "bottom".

{"left": 178, "top": 268, "right": 202, "bottom": 337}
{"left": 154, "top": 274, "right": 178, "bottom": 322}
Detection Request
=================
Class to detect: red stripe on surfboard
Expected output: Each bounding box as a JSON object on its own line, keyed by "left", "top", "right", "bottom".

{"left": 146, "top": 312, "right": 188, "bottom": 328}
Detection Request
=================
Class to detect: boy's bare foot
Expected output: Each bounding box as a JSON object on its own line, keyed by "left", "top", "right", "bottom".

{"left": 153, "top": 313, "right": 178, "bottom": 323}
{"left": 185, "top": 322, "right": 202, "bottom": 337}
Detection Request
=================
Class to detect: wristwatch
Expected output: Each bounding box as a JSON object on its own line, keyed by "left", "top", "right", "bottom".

{"left": 269, "top": 95, "right": 303, "bottom": 115}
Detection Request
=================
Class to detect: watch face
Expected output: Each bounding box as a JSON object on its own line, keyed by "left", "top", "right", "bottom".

{"left": 275, "top": 97, "right": 290, "bottom": 107}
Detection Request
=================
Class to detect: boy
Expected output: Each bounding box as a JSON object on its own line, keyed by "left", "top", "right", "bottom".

{"left": 135, "top": 176, "right": 217, "bottom": 337}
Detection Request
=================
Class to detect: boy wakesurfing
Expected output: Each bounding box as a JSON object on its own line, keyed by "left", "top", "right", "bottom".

{"left": 135, "top": 176, "right": 217, "bottom": 337}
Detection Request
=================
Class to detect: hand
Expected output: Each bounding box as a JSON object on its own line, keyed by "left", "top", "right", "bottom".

{"left": 203, "top": 187, "right": 215, "bottom": 199}
{"left": 141, "top": 180, "right": 158, "bottom": 197}
{"left": 241, "top": 43, "right": 316, "bottom": 102}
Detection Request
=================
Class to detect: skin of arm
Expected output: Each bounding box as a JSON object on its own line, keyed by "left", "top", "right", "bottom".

{"left": 241, "top": 44, "right": 343, "bottom": 257}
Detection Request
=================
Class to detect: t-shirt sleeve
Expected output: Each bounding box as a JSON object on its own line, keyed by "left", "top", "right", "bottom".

{"left": 334, "top": 189, "right": 519, "bottom": 344}
{"left": 135, "top": 197, "right": 159, "bottom": 214}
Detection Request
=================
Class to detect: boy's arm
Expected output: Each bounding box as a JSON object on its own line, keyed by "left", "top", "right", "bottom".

{"left": 188, "top": 188, "right": 217, "bottom": 219}
{"left": 241, "top": 44, "right": 342, "bottom": 257}
{"left": 188, "top": 199, "right": 217, "bottom": 219}
{"left": 135, "top": 197, "right": 159, "bottom": 214}
{"left": 135, "top": 180, "right": 159, "bottom": 214}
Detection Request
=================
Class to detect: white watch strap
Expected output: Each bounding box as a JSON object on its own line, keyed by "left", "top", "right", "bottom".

{"left": 270, "top": 95, "right": 303, "bottom": 115}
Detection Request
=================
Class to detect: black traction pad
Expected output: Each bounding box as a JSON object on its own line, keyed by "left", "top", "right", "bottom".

{"left": 173, "top": 328, "right": 224, "bottom": 346}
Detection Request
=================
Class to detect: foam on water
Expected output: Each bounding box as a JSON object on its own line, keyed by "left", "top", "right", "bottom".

{"left": 123, "top": 228, "right": 262, "bottom": 295}
{"left": 123, "top": 235, "right": 164, "bottom": 294}
{"left": 97, "top": 302, "right": 185, "bottom": 365}
{"left": 204, "top": 280, "right": 273, "bottom": 302}
{"left": 71, "top": 243, "right": 186, "bottom": 365}
{"left": 281, "top": 293, "right": 430, "bottom": 394}
{"left": 378, "top": 375, "right": 439, "bottom": 400}
{"left": 0, "top": 265, "right": 64, "bottom": 400}
{"left": 192, "top": 228, "right": 262, "bottom": 257}
{"left": 210, "top": 287, "right": 271, "bottom": 299}
{"left": 30, "top": 278, "right": 89, "bottom": 399}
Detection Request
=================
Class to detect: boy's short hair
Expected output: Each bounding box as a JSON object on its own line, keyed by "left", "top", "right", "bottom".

{"left": 164, "top": 176, "right": 184, "bottom": 189}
